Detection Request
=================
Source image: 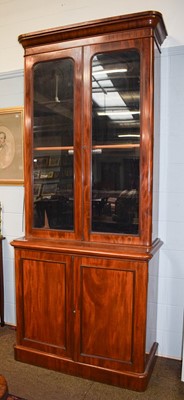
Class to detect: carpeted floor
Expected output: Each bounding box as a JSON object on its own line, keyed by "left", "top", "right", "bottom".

{"left": 7, "top": 396, "right": 27, "bottom": 400}
{"left": 0, "top": 325, "right": 184, "bottom": 400}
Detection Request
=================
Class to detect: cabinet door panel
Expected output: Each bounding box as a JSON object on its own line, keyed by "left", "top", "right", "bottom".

{"left": 81, "top": 266, "right": 134, "bottom": 360}
{"left": 17, "top": 251, "right": 73, "bottom": 358}
{"left": 74, "top": 257, "right": 147, "bottom": 371}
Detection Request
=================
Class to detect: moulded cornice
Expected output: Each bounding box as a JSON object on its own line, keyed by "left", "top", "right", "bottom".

{"left": 18, "top": 11, "right": 167, "bottom": 50}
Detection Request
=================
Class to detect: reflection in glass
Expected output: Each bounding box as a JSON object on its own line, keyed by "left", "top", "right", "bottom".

{"left": 92, "top": 50, "right": 140, "bottom": 234}
{"left": 32, "top": 58, "right": 74, "bottom": 230}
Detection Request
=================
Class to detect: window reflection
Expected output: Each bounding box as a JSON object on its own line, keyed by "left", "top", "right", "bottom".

{"left": 92, "top": 50, "right": 140, "bottom": 234}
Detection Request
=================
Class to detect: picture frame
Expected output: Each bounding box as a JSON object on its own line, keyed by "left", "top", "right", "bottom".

{"left": 49, "top": 156, "right": 60, "bottom": 167}
{"left": 34, "top": 156, "right": 49, "bottom": 169}
{"left": 33, "top": 170, "right": 40, "bottom": 179}
{"left": 34, "top": 183, "right": 42, "bottom": 197}
{"left": 39, "top": 170, "right": 54, "bottom": 179}
{"left": 39, "top": 170, "right": 50, "bottom": 179}
{"left": 42, "top": 182, "right": 58, "bottom": 197}
{"left": 0, "top": 107, "right": 24, "bottom": 184}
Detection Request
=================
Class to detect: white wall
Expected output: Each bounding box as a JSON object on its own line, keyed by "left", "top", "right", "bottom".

{"left": 157, "top": 46, "right": 184, "bottom": 358}
{"left": 0, "top": 0, "right": 184, "bottom": 360}
{"left": 0, "top": 185, "right": 24, "bottom": 324}
{"left": 0, "top": 70, "right": 24, "bottom": 324}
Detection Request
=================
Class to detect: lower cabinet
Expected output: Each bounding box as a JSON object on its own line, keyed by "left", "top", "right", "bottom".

{"left": 13, "top": 245, "right": 158, "bottom": 391}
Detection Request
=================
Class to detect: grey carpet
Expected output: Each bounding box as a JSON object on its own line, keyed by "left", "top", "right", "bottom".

{"left": 0, "top": 326, "right": 184, "bottom": 400}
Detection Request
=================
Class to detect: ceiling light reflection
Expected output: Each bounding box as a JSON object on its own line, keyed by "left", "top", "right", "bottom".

{"left": 118, "top": 134, "right": 140, "bottom": 138}
{"left": 97, "top": 110, "right": 140, "bottom": 116}
{"left": 93, "top": 68, "right": 127, "bottom": 75}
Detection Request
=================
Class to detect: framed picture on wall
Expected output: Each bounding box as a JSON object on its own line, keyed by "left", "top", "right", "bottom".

{"left": 0, "top": 107, "right": 24, "bottom": 185}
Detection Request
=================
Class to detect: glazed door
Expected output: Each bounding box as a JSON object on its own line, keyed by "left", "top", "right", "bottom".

{"left": 15, "top": 249, "right": 74, "bottom": 358}
{"left": 73, "top": 256, "right": 148, "bottom": 372}
{"left": 24, "top": 47, "right": 83, "bottom": 240}
{"left": 83, "top": 38, "right": 153, "bottom": 246}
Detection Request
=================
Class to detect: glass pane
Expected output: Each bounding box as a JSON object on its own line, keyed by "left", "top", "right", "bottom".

{"left": 32, "top": 58, "right": 74, "bottom": 230}
{"left": 91, "top": 50, "right": 140, "bottom": 234}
